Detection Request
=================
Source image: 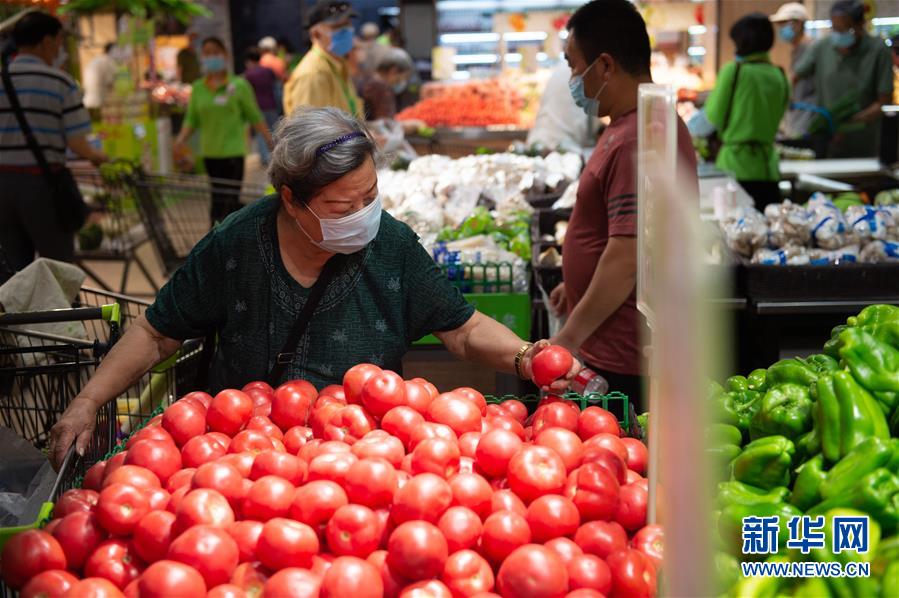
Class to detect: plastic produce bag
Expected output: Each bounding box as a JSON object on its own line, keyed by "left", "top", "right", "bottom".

{"left": 368, "top": 119, "right": 417, "bottom": 162}
{"left": 764, "top": 200, "right": 813, "bottom": 248}
{"left": 751, "top": 245, "right": 810, "bottom": 265}
{"left": 845, "top": 205, "right": 896, "bottom": 243}
{"left": 860, "top": 240, "right": 899, "bottom": 263}
{"left": 721, "top": 207, "right": 768, "bottom": 257}
{"left": 808, "top": 244, "right": 859, "bottom": 265}
{"left": 808, "top": 195, "right": 851, "bottom": 250}
{"left": 0, "top": 426, "right": 58, "bottom": 527}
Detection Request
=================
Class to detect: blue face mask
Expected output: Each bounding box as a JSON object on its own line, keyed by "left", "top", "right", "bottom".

{"left": 831, "top": 29, "right": 857, "bottom": 49}
{"left": 568, "top": 60, "right": 606, "bottom": 117}
{"left": 202, "top": 55, "right": 227, "bottom": 74}
{"left": 329, "top": 26, "right": 355, "bottom": 57}
{"left": 779, "top": 23, "right": 796, "bottom": 43}
{"left": 391, "top": 80, "right": 407, "bottom": 94}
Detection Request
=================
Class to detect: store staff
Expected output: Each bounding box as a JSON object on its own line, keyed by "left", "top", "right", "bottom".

{"left": 771, "top": 2, "right": 816, "bottom": 139}
{"left": 48, "top": 106, "right": 578, "bottom": 470}
{"left": 548, "top": 0, "right": 697, "bottom": 409}
{"left": 793, "top": 0, "right": 893, "bottom": 158}
{"left": 283, "top": 0, "right": 364, "bottom": 118}
{"left": 705, "top": 13, "right": 790, "bottom": 209}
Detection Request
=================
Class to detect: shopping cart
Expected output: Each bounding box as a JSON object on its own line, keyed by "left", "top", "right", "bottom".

{"left": 131, "top": 171, "right": 270, "bottom": 277}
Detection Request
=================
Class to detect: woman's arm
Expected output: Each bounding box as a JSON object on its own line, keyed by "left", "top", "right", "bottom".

{"left": 253, "top": 120, "right": 273, "bottom": 149}
{"left": 48, "top": 315, "right": 183, "bottom": 470}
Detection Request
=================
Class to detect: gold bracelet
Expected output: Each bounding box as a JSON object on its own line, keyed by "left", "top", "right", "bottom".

{"left": 514, "top": 342, "right": 533, "bottom": 379}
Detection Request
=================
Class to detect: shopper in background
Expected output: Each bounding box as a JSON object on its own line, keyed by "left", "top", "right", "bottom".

{"left": 177, "top": 32, "right": 201, "bottom": 84}
{"left": 258, "top": 36, "right": 287, "bottom": 81}
{"left": 48, "top": 106, "right": 579, "bottom": 469}
{"left": 174, "top": 37, "right": 272, "bottom": 223}
{"left": 794, "top": 0, "right": 893, "bottom": 158}
{"left": 283, "top": 0, "right": 364, "bottom": 118}
{"left": 891, "top": 33, "right": 899, "bottom": 104}
{"left": 527, "top": 62, "right": 598, "bottom": 150}
{"left": 548, "top": 0, "right": 698, "bottom": 409}
{"left": 82, "top": 42, "right": 117, "bottom": 120}
{"left": 243, "top": 46, "right": 280, "bottom": 166}
{"left": 770, "top": 2, "right": 816, "bottom": 139}
{"left": 0, "top": 11, "right": 107, "bottom": 270}
{"left": 705, "top": 13, "right": 789, "bottom": 208}
{"left": 359, "top": 47, "right": 412, "bottom": 121}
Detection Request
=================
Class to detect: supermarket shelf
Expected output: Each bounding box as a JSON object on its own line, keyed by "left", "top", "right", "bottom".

{"left": 754, "top": 299, "right": 899, "bottom": 315}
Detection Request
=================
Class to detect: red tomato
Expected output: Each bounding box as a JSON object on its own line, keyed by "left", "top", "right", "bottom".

{"left": 174, "top": 489, "right": 235, "bottom": 534}
{"left": 83, "top": 461, "right": 107, "bottom": 491}
{"left": 206, "top": 390, "right": 253, "bottom": 436}
{"left": 242, "top": 381, "right": 273, "bottom": 394}
{"left": 410, "top": 378, "right": 439, "bottom": 399}
{"left": 343, "top": 364, "right": 382, "bottom": 405}
{"left": 620, "top": 438, "right": 649, "bottom": 475}
{"left": 399, "top": 580, "right": 452, "bottom": 598}
{"left": 490, "top": 489, "right": 527, "bottom": 517}
{"left": 161, "top": 469, "right": 194, "bottom": 494}
{"left": 321, "top": 556, "right": 383, "bottom": 598}
{"left": 536, "top": 428, "right": 584, "bottom": 473}
{"left": 168, "top": 525, "right": 239, "bottom": 588}
{"left": 228, "top": 430, "right": 274, "bottom": 455}
{"left": 366, "top": 550, "right": 406, "bottom": 598}
{"left": 545, "top": 537, "right": 583, "bottom": 565}
{"left": 145, "top": 487, "right": 171, "bottom": 511}
{"left": 581, "top": 447, "right": 628, "bottom": 485}
{"left": 192, "top": 462, "right": 246, "bottom": 510}
{"left": 126, "top": 426, "right": 175, "bottom": 450}
{"left": 167, "top": 487, "right": 189, "bottom": 514}
{"left": 565, "top": 463, "right": 621, "bottom": 521}
{"left": 344, "top": 458, "right": 399, "bottom": 509}
{"left": 290, "top": 480, "right": 349, "bottom": 530}
{"left": 132, "top": 510, "right": 175, "bottom": 564}
{"left": 508, "top": 445, "right": 567, "bottom": 504}
{"left": 307, "top": 452, "right": 358, "bottom": 487}
{"left": 379, "top": 406, "right": 424, "bottom": 449}
{"left": 138, "top": 560, "right": 207, "bottom": 597}
{"left": 458, "top": 432, "right": 481, "bottom": 459}
{"left": 567, "top": 554, "right": 612, "bottom": 594}
{"left": 497, "top": 400, "right": 527, "bottom": 424}
{"left": 484, "top": 415, "right": 526, "bottom": 440}
{"left": 218, "top": 452, "right": 256, "bottom": 478}
{"left": 262, "top": 568, "right": 321, "bottom": 598}
{"left": 441, "top": 549, "right": 494, "bottom": 596}
{"left": 52, "top": 511, "right": 106, "bottom": 570}
{"left": 310, "top": 403, "right": 344, "bottom": 439}
{"left": 452, "top": 387, "right": 487, "bottom": 415}
{"left": 531, "top": 346, "right": 574, "bottom": 386}
{"left": 125, "top": 439, "right": 182, "bottom": 485}
{"left": 0, "top": 530, "right": 66, "bottom": 589}
{"left": 408, "top": 423, "right": 458, "bottom": 450}
{"left": 249, "top": 450, "right": 306, "bottom": 485}
{"left": 230, "top": 562, "right": 269, "bottom": 595}
{"left": 179, "top": 436, "right": 227, "bottom": 470}
{"left": 64, "top": 577, "right": 125, "bottom": 597}
{"left": 270, "top": 381, "right": 317, "bottom": 431}
{"left": 20, "top": 569, "right": 78, "bottom": 598}
{"left": 615, "top": 483, "right": 648, "bottom": 531}
{"left": 361, "top": 370, "right": 406, "bottom": 417}
{"left": 84, "top": 539, "right": 143, "bottom": 589}
{"left": 319, "top": 383, "right": 346, "bottom": 399}
{"left": 448, "top": 472, "right": 492, "bottom": 520}
{"left": 391, "top": 473, "right": 453, "bottom": 524}
{"left": 476, "top": 429, "right": 523, "bottom": 479}
{"left": 326, "top": 504, "right": 380, "bottom": 557}
{"left": 283, "top": 425, "right": 314, "bottom": 454}
{"left": 53, "top": 488, "right": 99, "bottom": 519}
{"left": 631, "top": 524, "right": 664, "bottom": 570}
{"left": 437, "top": 506, "right": 482, "bottom": 553}
{"left": 245, "top": 415, "right": 284, "bottom": 440}
{"left": 162, "top": 401, "right": 207, "bottom": 447}
{"left": 325, "top": 404, "right": 376, "bottom": 444}
{"left": 577, "top": 407, "right": 620, "bottom": 440}
{"left": 532, "top": 402, "right": 579, "bottom": 435}
{"left": 404, "top": 380, "right": 434, "bottom": 415}
{"left": 527, "top": 494, "right": 581, "bottom": 542}
{"left": 241, "top": 475, "right": 295, "bottom": 521}
{"left": 255, "top": 518, "right": 319, "bottom": 570}
{"left": 352, "top": 431, "right": 405, "bottom": 468}
{"left": 481, "top": 510, "right": 531, "bottom": 565}
{"left": 606, "top": 549, "right": 657, "bottom": 598}
{"left": 574, "top": 521, "right": 628, "bottom": 559}
{"left": 102, "top": 465, "right": 161, "bottom": 490}
{"left": 386, "top": 521, "right": 448, "bottom": 581}
{"left": 206, "top": 583, "right": 246, "bottom": 598}
{"left": 497, "top": 544, "right": 568, "bottom": 598}
{"left": 101, "top": 453, "right": 128, "bottom": 484}
{"left": 427, "top": 393, "right": 481, "bottom": 436}
{"left": 182, "top": 391, "right": 214, "bottom": 409}
{"left": 223, "top": 520, "right": 263, "bottom": 564}
{"left": 584, "top": 434, "right": 628, "bottom": 463}
{"left": 96, "top": 484, "right": 150, "bottom": 536}
{"left": 411, "top": 437, "right": 460, "bottom": 478}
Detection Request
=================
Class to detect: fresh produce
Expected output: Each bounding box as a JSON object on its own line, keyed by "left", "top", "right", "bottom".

{"left": 397, "top": 79, "right": 523, "bottom": 128}
{"left": 8, "top": 366, "right": 659, "bottom": 597}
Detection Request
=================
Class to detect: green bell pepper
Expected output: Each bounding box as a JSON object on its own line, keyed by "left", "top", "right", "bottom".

{"left": 748, "top": 368, "right": 768, "bottom": 392}
{"left": 728, "top": 555, "right": 788, "bottom": 597}
{"left": 810, "top": 509, "right": 881, "bottom": 598}
{"left": 794, "top": 427, "right": 821, "bottom": 465}
{"left": 790, "top": 454, "right": 827, "bottom": 511}
{"left": 766, "top": 358, "right": 819, "bottom": 388}
{"left": 718, "top": 481, "right": 789, "bottom": 508}
{"left": 793, "top": 577, "right": 832, "bottom": 598}
{"left": 719, "top": 502, "right": 801, "bottom": 553}
{"left": 708, "top": 424, "right": 743, "bottom": 448}
{"left": 809, "top": 469, "right": 899, "bottom": 533}
{"left": 824, "top": 325, "right": 849, "bottom": 360}
{"left": 882, "top": 562, "right": 899, "bottom": 598}
{"left": 847, "top": 304, "right": 899, "bottom": 329}
{"left": 817, "top": 375, "right": 843, "bottom": 462}
{"left": 820, "top": 436, "right": 893, "bottom": 500}
{"left": 887, "top": 439, "right": 899, "bottom": 472}
{"left": 715, "top": 389, "right": 762, "bottom": 433}
{"left": 839, "top": 328, "right": 899, "bottom": 394}
{"left": 873, "top": 534, "right": 899, "bottom": 577}
{"left": 709, "top": 444, "right": 742, "bottom": 474}
{"left": 709, "top": 380, "right": 725, "bottom": 399}
{"left": 726, "top": 375, "right": 750, "bottom": 392}
{"left": 805, "top": 354, "right": 839, "bottom": 373}
{"left": 817, "top": 371, "right": 890, "bottom": 461}
{"left": 732, "top": 436, "right": 795, "bottom": 490}
{"left": 713, "top": 551, "right": 740, "bottom": 595}
{"left": 749, "top": 383, "right": 814, "bottom": 441}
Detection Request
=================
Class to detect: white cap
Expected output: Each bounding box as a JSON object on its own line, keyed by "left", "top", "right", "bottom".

{"left": 771, "top": 2, "right": 810, "bottom": 22}
{"left": 258, "top": 36, "right": 277, "bottom": 50}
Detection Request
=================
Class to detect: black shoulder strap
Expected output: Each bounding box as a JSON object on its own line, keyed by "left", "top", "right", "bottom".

{"left": 268, "top": 254, "right": 346, "bottom": 384}
{"left": 721, "top": 62, "right": 742, "bottom": 135}
{"left": 1, "top": 50, "right": 55, "bottom": 179}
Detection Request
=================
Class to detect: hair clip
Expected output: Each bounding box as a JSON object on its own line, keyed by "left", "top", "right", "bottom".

{"left": 316, "top": 131, "right": 365, "bottom": 156}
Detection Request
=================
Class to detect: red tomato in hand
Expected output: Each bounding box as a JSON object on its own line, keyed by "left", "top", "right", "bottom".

{"left": 437, "top": 506, "right": 482, "bottom": 553}
{"left": 497, "top": 544, "right": 568, "bottom": 598}
{"left": 386, "top": 521, "right": 448, "bottom": 581}
{"left": 20, "top": 570, "right": 78, "bottom": 598}
{"left": 174, "top": 488, "right": 235, "bottom": 534}
{"left": 631, "top": 524, "right": 664, "bottom": 570}
{"left": 242, "top": 475, "right": 295, "bottom": 521}
{"left": 321, "top": 556, "right": 383, "bottom": 598}
{"left": 343, "top": 364, "right": 382, "bottom": 405}
{"left": 441, "top": 549, "right": 494, "bottom": 596}
{"left": 574, "top": 521, "right": 628, "bottom": 559}
{"left": 84, "top": 539, "right": 143, "bottom": 589}
{"left": 290, "top": 480, "right": 349, "bottom": 530}
{"left": 476, "top": 429, "right": 523, "bottom": 479}
{"left": 545, "top": 537, "right": 583, "bottom": 565}
{"left": 615, "top": 483, "right": 649, "bottom": 531}
{"left": 427, "top": 393, "right": 481, "bottom": 436}
{"left": 132, "top": 510, "right": 176, "bottom": 564}
{"left": 567, "top": 554, "right": 612, "bottom": 594}
{"left": 326, "top": 504, "right": 381, "bottom": 557}
{"left": 52, "top": 511, "right": 106, "bottom": 571}
{"left": 249, "top": 450, "right": 306, "bottom": 485}
{"left": 361, "top": 370, "right": 406, "bottom": 417}
{"left": 138, "top": 560, "right": 207, "bottom": 598}
{"left": 344, "top": 458, "right": 399, "bottom": 509}
{"left": 125, "top": 439, "right": 182, "bottom": 485}
{"left": 0, "top": 530, "right": 66, "bottom": 589}
{"left": 527, "top": 494, "right": 580, "bottom": 542}
{"left": 96, "top": 484, "right": 150, "bottom": 536}
{"left": 565, "top": 462, "right": 621, "bottom": 521}
{"left": 508, "top": 445, "right": 567, "bottom": 504}
{"left": 481, "top": 510, "right": 531, "bottom": 565}
{"left": 162, "top": 401, "right": 207, "bottom": 447}
{"left": 168, "top": 525, "right": 239, "bottom": 588}
{"left": 206, "top": 389, "right": 253, "bottom": 436}
{"left": 531, "top": 346, "right": 574, "bottom": 387}
{"left": 262, "top": 568, "right": 321, "bottom": 598}
{"left": 391, "top": 473, "right": 452, "bottom": 524}
{"left": 256, "top": 518, "right": 319, "bottom": 570}
{"left": 606, "top": 548, "right": 658, "bottom": 598}
{"left": 270, "top": 381, "right": 317, "bottom": 431}
{"left": 411, "top": 438, "right": 460, "bottom": 478}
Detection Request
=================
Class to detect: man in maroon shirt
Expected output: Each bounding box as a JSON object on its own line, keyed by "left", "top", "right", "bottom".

{"left": 549, "top": 0, "right": 698, "bottom": 409}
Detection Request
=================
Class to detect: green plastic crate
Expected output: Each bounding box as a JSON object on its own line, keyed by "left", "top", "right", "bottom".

{"left": 486, "top": 391, "right": 631, "bottom": 430}
{"left": 415, "top": 292, "right": 531, "bottom": 345}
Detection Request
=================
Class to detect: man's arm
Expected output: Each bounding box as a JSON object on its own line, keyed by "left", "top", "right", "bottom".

{"left": 851, "top": 92, "right": 891, "bottom": 123}
{"left": 67, "top": 134, "right": 106, "bottom": 165}
{"left": 551, "top": 236, "right": 637, "bottom": 351}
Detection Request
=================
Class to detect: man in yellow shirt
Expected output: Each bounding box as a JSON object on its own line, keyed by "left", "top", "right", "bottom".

{"left": 284, "top": 0, "right": 364, "bottom": 118}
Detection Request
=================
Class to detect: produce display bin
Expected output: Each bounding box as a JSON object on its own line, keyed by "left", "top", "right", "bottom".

{"left": 487, "top": 390, "right": 632, "bottom": 430}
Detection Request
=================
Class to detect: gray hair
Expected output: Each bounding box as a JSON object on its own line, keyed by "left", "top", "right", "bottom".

{"left": 375, "top": 47, "right": 413, "bottom": 74}
{"left": 268, "top": 107, "right": 377, "bottom": 204}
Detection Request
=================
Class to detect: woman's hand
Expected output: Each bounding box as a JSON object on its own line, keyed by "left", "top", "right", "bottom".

{"left": 548, "top": 282, "right": 567, "bottom": 316}
{"left": 520, "top": 339, "right": 582, "bottom": 393}
{"left": 48, "top": 397, "right": 99, "bottom": 471}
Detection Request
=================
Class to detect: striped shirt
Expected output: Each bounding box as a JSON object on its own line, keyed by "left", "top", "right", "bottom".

{"left": 0, "top": 54, "right": 91, "bottom": 166}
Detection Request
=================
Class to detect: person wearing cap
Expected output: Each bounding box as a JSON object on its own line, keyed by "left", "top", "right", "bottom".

{"left": 793, "top": 0, "right": 893, "bottom": 158}
{"left": 283, "top": 0, "right": 364, "bottom": 118}
{"left": 47, "top": 106, "right": 581, "bottom": 470}
{"left": 259, "top": 36, "right": 287, "bottom": 81}
{"left": 771, "top": 2, "right": 816, "bottom": 139}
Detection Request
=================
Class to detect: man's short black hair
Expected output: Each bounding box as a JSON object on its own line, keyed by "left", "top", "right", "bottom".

{"left": 201, "top": 36, "right": 227, "bottom": 53}
{"left": 244, "top": 46, "right": 262, "bottom": 63}
{"left": 730, "top": 12, "right": 775, "bottom": 56}
{"left": 567, "top": 0, "right": 651, "bottom": 76}
{"left": 832, "top": 0, "right": 865, "bottom": 23}
{"left": 12, "top": 11, "right": 62, "bottom": 48}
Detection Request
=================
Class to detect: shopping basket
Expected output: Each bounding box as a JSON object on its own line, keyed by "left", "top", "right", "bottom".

{"left": 131, "top": 171, "right": 269, "bottom": 277}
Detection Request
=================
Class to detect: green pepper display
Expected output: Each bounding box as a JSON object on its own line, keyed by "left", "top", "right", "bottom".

{"left": 790, "top": 454, "right": 826, "bottom": 512}
{"left": 809, "top": 469, "right": 899, "bottom": 533}
{"left": 732, "top": 436, "right": 795, "bottom": 490}
{"left": 747, "top": 368, "right": 768, "bottom": 392}
{"left": 766, "top": 358, "right": 820, "bottom": 388}
{"left": 816, "top": 371, "right": 890, "bottom": 462}
{"left": 715, "top": 390, "right": 762, "bottom": 434}
{"left": 717, "top": 481, "right": 789, "bottom": 508}
{"left": 819, "top": 437, "right": 893, "bottom": 500}
{"left": 749, "top": 383, "right": 814, "bottom": 441}
{"left": 839, "top": 328, "right": 899, "bottom": 394}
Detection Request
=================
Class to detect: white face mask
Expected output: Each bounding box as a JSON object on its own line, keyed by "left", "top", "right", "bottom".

{"left": 296, "top": 196, "right": 382, "bottom": 254}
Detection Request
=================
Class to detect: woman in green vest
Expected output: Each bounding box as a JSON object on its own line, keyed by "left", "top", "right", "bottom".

{"left": 705, "top": 13, "right": 791, "bottom": 208}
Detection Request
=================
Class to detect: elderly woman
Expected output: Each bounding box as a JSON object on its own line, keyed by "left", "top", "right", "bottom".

{"left": 49, "top": 107, "right": 576, "bottom": 468}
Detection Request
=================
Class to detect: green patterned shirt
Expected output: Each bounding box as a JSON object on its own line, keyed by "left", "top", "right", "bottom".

{"left": 145, "top": 195, "right": 475, "bottom": 391}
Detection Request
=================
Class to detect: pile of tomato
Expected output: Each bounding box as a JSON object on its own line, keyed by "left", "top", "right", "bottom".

{"left": 1, "top": 362, "right": 662, "bottom": 598}
{"left": 397, "top": 80, "right": 524, "bottom": 128}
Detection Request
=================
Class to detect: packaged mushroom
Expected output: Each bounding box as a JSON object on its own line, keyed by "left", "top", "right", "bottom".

{"left": 764, "top": 200, "right": 813, "bottom": 248}
{"left": 860, "top": 240, "right": 899, "bottom": 263}
{"left": 808, "top": 244, "right": 859, "bottom": 265}
{"left": 808, "top": 199, "right": 851, "bottom": 250}
{"left": 751, "top": 245, "right": 810, "bottom": 265}
{"left": 844, "top": 205, "right": 896, "bottom": 243}
{"left": 721, "top": 207, "right": 768, "bottom": 257}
